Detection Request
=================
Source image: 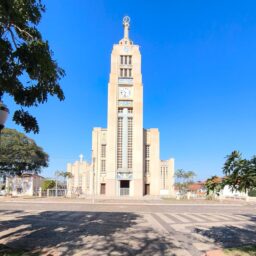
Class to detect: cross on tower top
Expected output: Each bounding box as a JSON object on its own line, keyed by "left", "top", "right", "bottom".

{"left": 123, "top": 16, "right": 130, "bottom": 39}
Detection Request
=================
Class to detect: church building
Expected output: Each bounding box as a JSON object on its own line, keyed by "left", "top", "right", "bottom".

{"left": 67, "top": 17, "right": 175, "bottom": 197}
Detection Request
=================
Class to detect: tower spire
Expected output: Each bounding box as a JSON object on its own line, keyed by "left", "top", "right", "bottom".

{"left": 79, "top": 154, "right": 83, "bottom": 163}
{"left": 123, "top": 16, "right": 130, "bottom": 39}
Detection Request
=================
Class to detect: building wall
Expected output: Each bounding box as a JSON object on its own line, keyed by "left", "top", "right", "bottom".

{"left": 67, "top": 159, "right": 91, "bottom": 196}
{"left": 160, "top": 159, "right": 175, "bottom": 196}
{"left": 67, "top": 18, "right": 175, "bottom": 197}
{"left": 92, "top": 128, "right": 108, "bottom": 195}
{"left": 221, "top": 185, "right": 248, "bottom": 197}
{"left": 33, "top": 176, "right": 45, "bottom": 193}
{"left": 130, "top": 45, "right": 143, "bottom": 197}
{"left": 143, "top": 129, "right": 160, "bottom": 195}
{"left": 106, "top": 45, "right": 118, "bottom": 195}
{"left": 6, "top": 174, "right": 45, "bottom": 196}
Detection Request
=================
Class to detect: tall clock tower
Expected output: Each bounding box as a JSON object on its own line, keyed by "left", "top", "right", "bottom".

{"left": 88, "top": 16, "right": 175, "bottom": 198}
{"left": 106, "top": 16, "right": 143, "bottom": 196}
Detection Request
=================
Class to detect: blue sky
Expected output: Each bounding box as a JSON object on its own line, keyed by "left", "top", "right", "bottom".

{"left": 3, "top": 0, "right": 256, "bottom": 180}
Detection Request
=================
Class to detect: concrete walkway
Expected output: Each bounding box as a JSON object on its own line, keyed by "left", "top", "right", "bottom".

{"left": 0, "top": 198, "right": 255, "bottom": 255}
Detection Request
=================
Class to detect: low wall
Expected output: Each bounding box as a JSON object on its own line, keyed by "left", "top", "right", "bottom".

{"left": 248, "top": 196, "right": 256, "bottom": 202}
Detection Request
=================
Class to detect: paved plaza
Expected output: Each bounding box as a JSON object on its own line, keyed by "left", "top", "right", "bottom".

{"left": 0, "top": 199, "right": 255, "bottom": 256}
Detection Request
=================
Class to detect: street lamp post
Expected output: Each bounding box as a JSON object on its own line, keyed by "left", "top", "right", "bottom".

{"left": 55, "top": 171, "right": 60, "bottom": 197}
{"left": 91, "top": 150, "right": 96, "bottom": 204}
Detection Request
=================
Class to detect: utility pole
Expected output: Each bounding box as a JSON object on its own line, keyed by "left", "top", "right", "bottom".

{"left": 55, "top": 171, "right": 59, "bottom": 197}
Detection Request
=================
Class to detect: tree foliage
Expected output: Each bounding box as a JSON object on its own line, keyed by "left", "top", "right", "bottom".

{"left": 175, "top": 169, "right": 196, "bottom": 195}
{"left": 0, "top": 128, "right": 49, "bottom": 175}
{"left": 248, "top": 188, "right": 256, "bottom": 197}
{"left": 55, "top": 170, "right": 73, "bottom": 179}
{"left": 205, "top": 151, "right": 256, "bottom": 195}
{"left": 41, "top": 179, "right": 55, "bottom": 190}
{"left": 205, "top": 175, "right": 223, "bottom": 196}
{"left": 0, "top": 0, "right": 65, "bottom": 133}
{"left": 222, "top": 151, "right": 256, "bottom": 193}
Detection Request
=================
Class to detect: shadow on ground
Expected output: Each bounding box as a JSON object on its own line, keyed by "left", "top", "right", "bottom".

{"left": 195, "top": 214, "right": 256, "bottom": 248}
{"left": 0, "top": 210, "right": 179, "bottom": 256}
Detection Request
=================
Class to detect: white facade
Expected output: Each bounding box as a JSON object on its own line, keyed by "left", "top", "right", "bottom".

{"left": 67, "top": 17, "right": 175, "bottom": 197}
{"left": 221, "top": 185, "right": 248, "bottom": 198}
{"left": 5, "top": 174, "right": 45, "bottom": 196}
{"left": 66, "top": 155, "right": 91, "bottom": 196}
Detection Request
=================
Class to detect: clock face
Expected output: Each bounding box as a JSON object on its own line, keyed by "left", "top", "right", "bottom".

{"left": 120, "top": 88, "right": 130, "bottom": 98}
{"left": 123, "top": 46, "right": 129, "bottom": 53}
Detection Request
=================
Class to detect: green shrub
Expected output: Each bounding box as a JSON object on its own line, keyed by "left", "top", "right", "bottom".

{"left": 41, "top": 180, "right": 56, "bottom": 191}
{"left": 248, "top": 188, "right": 256, "bottom": 197}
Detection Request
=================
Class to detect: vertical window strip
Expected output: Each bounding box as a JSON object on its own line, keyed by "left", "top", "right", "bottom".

{"left": 145, "top": 145, "right": 150, "bottom": 174}
{"left": 127, "top": 117, "right": 133, "bottom": 169}
{"left": 117, "top": 117, "right": 123, "bottom": 168}
{"left": 101, "top": 144, "right": 106, "bottom": 158}
{"left": 101, "top": 159, "right": 106, "bottom": 173}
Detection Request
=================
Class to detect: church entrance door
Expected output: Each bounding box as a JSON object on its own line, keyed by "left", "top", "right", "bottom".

{"left": 145, "top": 184, "right": 150, "bottom": 195}
{"left": 120, "top": 180, "right": 130, "bottom": 196}
{"left": 100, "top": 183, "right": 106, "bottom": 194}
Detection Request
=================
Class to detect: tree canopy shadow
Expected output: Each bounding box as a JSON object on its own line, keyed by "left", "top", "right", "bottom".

{"left": 194, "top": 214, "right": 256, "bottom": 249}
{"left": 0, "top": 210, "right": 180, "bottom": 256}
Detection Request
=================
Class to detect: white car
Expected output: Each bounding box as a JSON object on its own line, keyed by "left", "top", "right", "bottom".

{"left": 0, "top": 190, "right": 6, "bottom": 196}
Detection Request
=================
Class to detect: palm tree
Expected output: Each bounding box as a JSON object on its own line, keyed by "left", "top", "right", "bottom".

{"left": 175, "top": 169, "right": 196, "bottom": 195}
{"left": 54, "top": 170, "right": 73, "bottom": 194}
{"left": 57, "top": 171, "right": 73, "bottom": 179}
{"left": 222, "top": 151, "right": 256, "bottom": 193}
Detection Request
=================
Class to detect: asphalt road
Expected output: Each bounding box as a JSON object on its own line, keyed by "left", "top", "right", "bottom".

{"left": 0, "top": 199, "right": 255, "bottom": 256}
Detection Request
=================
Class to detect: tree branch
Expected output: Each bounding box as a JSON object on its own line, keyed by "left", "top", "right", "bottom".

{"left": 12, "top": 24, "right": 34, "bottom": 41}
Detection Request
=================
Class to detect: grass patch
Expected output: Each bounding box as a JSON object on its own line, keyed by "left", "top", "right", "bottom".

{"left": 224, "top": 245, "right": 256, "bottom": 256}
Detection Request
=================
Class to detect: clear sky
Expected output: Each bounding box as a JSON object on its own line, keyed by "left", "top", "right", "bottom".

{"left": 3, "top": 0, "right": 256, "bottom": 180}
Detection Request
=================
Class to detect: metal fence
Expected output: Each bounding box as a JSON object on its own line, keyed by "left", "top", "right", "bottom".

{"left": 120, "top": 188, "right": 129, "bottom": 196}
{"left": 37, "top": 189, "right": 67, "bottom": 197}
{"left": 47, "top": 189, "right": 67, "bottom": 197}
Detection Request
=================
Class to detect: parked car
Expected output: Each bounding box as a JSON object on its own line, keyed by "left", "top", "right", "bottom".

{"left": 0, "top": 190, "right": 6, "bottom": 196}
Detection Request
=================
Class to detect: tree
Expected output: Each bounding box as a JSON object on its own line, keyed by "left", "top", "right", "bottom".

{"left": 41, "top": 179, "right": 55, "bottom": 190}
{"left": 205, "top": 176, "right": 223, "bottom": 196}
{"left": 205, "top": 151, "right": 256, "bottom": 196}
{"left": 248, "top": 188, "right": 256, "bottom": 197}
{"left": 0, "top": 128, "right": 49, "bottom": 175}
{"left": 56, "top": 171, "right": 73, "bottom": 179}
{"left": 175, "top": 169, "right": 196, "bottom": 195}
{"left": 54, "top": 170, "right": 72, "bottom": 189}
{"left": 0, "top": 0, "right": 65, "bottom": 133}
{"left": 222, "top": 151, "right": 256, "bottom": 193}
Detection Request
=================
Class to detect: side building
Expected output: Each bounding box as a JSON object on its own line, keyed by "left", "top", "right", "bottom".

{"left": 66, "top": 155, "right": 91, "bottom": 196}
{"left": 5, "top": 173, "right": 45, "bottom": 196}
